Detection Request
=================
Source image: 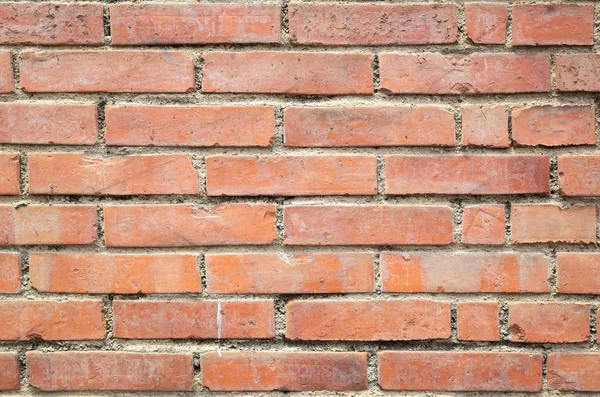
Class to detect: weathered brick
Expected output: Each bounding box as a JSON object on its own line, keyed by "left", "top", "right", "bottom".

{"left": 0, "top": 353, "right": 19, "bottom": 391}
{"left": 512, "top": 106, "right": 595, "bottom": 146}
{"left": 111, "top": 3, "right": 280, "bottom": 45}
{"left": 461, "top": 105, "right": 509, "bottom": 148}
{"left": 508, "top": 302, "right": 590, "bottom": 343}
{"left": 0, "top": 52, "right": 13, "bottom": 93}
{"left": 113, "top": 300, "right": 274, "bottom": 339}
{"left": 20, "top": 51, "right": 194, "bottom": 93}
{"left": 558, "top": 155, "right": 600, "bottom": 196}
{"left": 380, "top": 53, "right": 550, "bottom": 94}
{"left": 381, "top": 252, "right": 549, "bottom": 293}
{"left": 511, "top": 205, "right": 596, "bottom": 244}
{"left": 0, "top": 300, "right": 105, "bottom": 340}
{"left": 0, "top": 252, "right": 20, "bottom": 293}
{"left": 462, "top": 205, "right": 505, "bottom": 245}
{"left": 557, "top": 54, "right": 600, "bottom": 92}
{"left": 289, "top": 4, "right": 457, "bottom": 45}
{"left": 104, "top": 204, "right": 276, "bottom": 247}
{"left": 27, "top": 351, "right": 193, "bottom": 391}
{"left": 202, "top": 52, "right": 373, "bottom": 95}
{"left": 284, "top": 205, "right": 453, "bottom": 245}
{"left": 201, "top": 352, "right": 367, "bottom": 391}
{"left": 284, "top": 106, "right": 455, "bottom": 147}
{"left": 28, "top": 153, "right": 198, "bottom": 195}
{"left": 29, "top": 253, "right": 200, "bottom": 294}
{"left": 286, "top": 300, "right": 451, "bottom": 341}
{"left": 385, "top": 155, "right": 549, "bottom": 195}
{"left": 557, "top": 253, "right": 600, "bottom": 294}
{"left": 0, "top": 3, "right": 104, "bottom": 45}
{"left": 457, "top": 302, "right": 500, "bottom": 341}
{"left": 465, "top": 3, "right": 507, "bottom": 44}
{"left": 206, "top": 252, "right": 374, "bottom": 294}
{"left": 105, "top": 105, "right": 274, "bottom": 147}
{"left": 0, "top": 103, "right": 97, "bottom": 145}
{"left": 206, "top": 156, "right": 376, "bottom": 196}
{"left": 0, "top": 153, "right": 19, "bottom": 195}
{"left": 379, "top": 352, "right": 542, "bottom": 391}
{"left": 547, "top": 353, "right": 600, "bottom": 391}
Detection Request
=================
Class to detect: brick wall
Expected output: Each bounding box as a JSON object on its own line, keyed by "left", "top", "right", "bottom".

{"left": 0, "top": 0, "right": 598, "bottom": 394}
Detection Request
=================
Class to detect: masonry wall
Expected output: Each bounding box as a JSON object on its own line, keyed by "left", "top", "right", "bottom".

{"left": 0, "top": 0, "right": 599, "bottom": 395}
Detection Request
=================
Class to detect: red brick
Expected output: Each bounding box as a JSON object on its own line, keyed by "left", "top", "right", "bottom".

{"left": 462, "top": 205, "right": 505, "bottom": 245}
{"left": 511, "top": 205, "right": 596, "bottom": 244}
{"left": 0, "top": 103, "right": 97, "bottom": 145}
{"left": 513, "top": 4, "right": 594, "bottom": 46}
{"left": 381, "top": 252, "right": 548, "bottom": 293}
{"left": 0, "top": 300, "right": 105, "bottom": 340}
{"left": 559, "top": 155, "right": 600, "bottom": 196}
{"left": 0, "top": 52, "right": 13, "bottom": 93}
{"left": 20, "top": 51, "right": 194, "bottom": 93}
{"left": 284, "top": 205, "right": 453, "bottom": 245}
{"left": 27, "top": 351, "right": 193, "bottom": 391}
{"left": 113, "top": 300, "right": 274, "bottom": 339}
{"left": 556, "top": 253, "right": 600, "bottom": 294}
{"left": 0, "top": 153, "right": 19, "bottom": 195}
{"left": 28, "top": 153, "right": 198, "bottom": 195}
{"left": 380, "top": 53, "right": 550, "bottom": 94}
{"left": 206, "top": 252, "right": 374, "bottom": 294}
{"left": 29, "top": 253, "right": 200, "bottom": 294}
{"left": 461, "top": 105, "right": 509, "bottom": 148}
{"left": 379, "top": 351, "right": 542, "bottom": 391}
{"left": 0, "top": 3, "right": 104, "bottom": 45}
{"left": 508, "top": 302, "right": 590, "bottom": 343}
{"left": 547, "top": 353, "right": 600, "bottom": 391}
{"left": 457, "top": 302, "right": 500, "bottom": 341}
{"left": 284, "top": 106, "right": 455, "bottom": 147}
{"left": 105, "top": 105, "right": 274, "bottom": 147}
{"left": 201, "top": 352, "right": 367, "bottom": 391}
{"left": 289, "top": 4, "right": 457, "bottom": 45}
{"left": 104, "top": 204, "right": 275, "bottom": 247}
{"left": 512, "top": 105, "right": 595, "bottom": 146}
{"left": 286, "top": 300, "right": 450, "bottom": 341}
{"left": 207, "top": 156, "right": 376, "bottom": 196}
{"left": 111, "top": 3, "right": 280, "bottom": 45}
{"left": 202, "top": 52, "right": 373, "bottom": 95}
{"left": 0, "top": 252, "right": 20, "bottom": 293}
{"left": 0, "top": 205, "right": 97, "bottom": 245}
{"left": 465, "top": 3, "right": 507, "bottom": 44}
{"left": 0, "top": 353, "right": 19, "bottom": 391}
{"left": 557, "top": 54, "right": 600, "bottom": 92}
{"left": 385, "top": 155, "right": 549, "bottom": 195}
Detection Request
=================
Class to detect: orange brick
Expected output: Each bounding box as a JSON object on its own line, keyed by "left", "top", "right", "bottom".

{"left": 0, "top": 252, "right": 20, "bottom": 293}
{"left": 284, "top": 106, "right": 455, "bottom": 147}
{"left": 111, "top": 3, "right": 280, "bottom": 45}
{"left": 206, "top": 252, "right": 374, "bottom": 294}
{"left": 201, "top": 352, "right": 368, "bottom": 391}
{"left": 557, "top": 253, "right": 600, "bottom": 294}
{"left": 385, "top": 155, "right": 549, "bottom": 195}
{"left": 202, "top": 52, "right": 373, "bottom": 95}
{"left": 0, "top": 353, "right": 19, "bottom": 391}
{"left": 508, "top": 302, "right": 590, "bottom": 343}
{"left": 0, "top": 300, "right": 105, "bottom": 340}
{"left": 457, "top": 302, "right": 500, "bottom": 341}
{"left": 105, "top": 105, "right": 274, "bottom": 147}
{"left": 289, "top": 4, "right": 457, "bottom": 45}
{"left": 462, "top": 205, "right": 505, "bottom": 245}
{"left": 465, "top": 3, "right": 507, "bottom": 44}
{"left": 557, "top": 54, "right": 600, "bottom": 92}
{"left": 29, "top": 253, "right": 200, "bottom": 294}
{"left": 27, "top": 351, "right": 193, "bottom": 391}
{"left": 0, "top": 3, "right": 104, "bottom": 45}
{"left": 547, "top": 353, "right": 600, "bottom": 391}
{"left": 511, "top": 205, "right": 596, "bottom": 244}
{"left": 206, "top": 156, "right": 376, "bottom": 196}
{"left": 20, "top": 51, "right": 194, "bottom": 93}
{"left": 512, "top": 106, "right": 595, "bottom": 146}
{"left": 0, "top": 103, "right": 97, "bottom": 145}
{"left": 284, "top": 205, "right": 453, "bottom": 245}
{"left": 559, "top": 155, "right": 600, "bottom": 196}
{"left": 286, "top": 300, "right": 450, "bottom": 341}
{"left": 380, "top": 252, "right": 548, "bottom": 293}
{"left": 113, "top": 300, "right": 274, "bottom": 339}
{"left": 513, "top": 4, "right": 594, "bottom": 46}
{"left": 28, "top": 153, "right": 198, "bottom": 195}
{"left": 379, "top": 352, "right": 542, "bottom": 391}
{"left": 380, "top": 53, "right": 550, "bottom": 94}
{"left": 104, "top": 204, "right": 275, "bottom": 247}
{"left": 0, "top": 205, "right": 97, "bottom": 245}
{"left": 0, "top": 51, "right": 13, "bottom": 93}
{"left": 0, "top": 153, "right": 19, "bottom": 195}
{"left": 461, "top": 105, "right": 509, "bottom": 148}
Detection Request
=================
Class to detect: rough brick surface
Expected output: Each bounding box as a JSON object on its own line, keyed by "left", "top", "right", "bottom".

{"left": 0, "top": 153, "right": 19, "bottom": 195}
{"left": 461, "top": 105, "right": 509, "bottom": 147}
{"left": 465, "top": 3, "right": 507, "bottom": 44}
{"left": 457, "top": 302, "right": 500, "bottom": 341}
{"left": 0, "top": 353, "right": 19, "bottom": 391}
{"left": 0, "top": 51, "right": 13, "bottom": 93}
{"left": 547, "top": 353, "right": 600, "bottom": 391}
{"left": 556, "top": 54, "right": 600, "bottom": 92}
{"left": 511, "top": 205, "right": 596, "bottom": 244}
{"left": 0, "top": 252, "right": 20, "bottom": 293}
{"left": 556, "top": 253, "right": 600, "bottom": 294}
{"left": 558, "top": 156, "right": 600, "bottom": 196}
{"left": 461, "top": 205, "right": 505, "bottom": 245}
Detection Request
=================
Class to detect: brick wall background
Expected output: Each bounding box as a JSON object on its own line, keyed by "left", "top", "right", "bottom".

{"left": 0, "top": 0, "right": 599, "bottom": 394}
